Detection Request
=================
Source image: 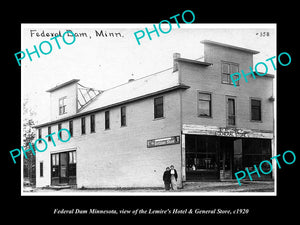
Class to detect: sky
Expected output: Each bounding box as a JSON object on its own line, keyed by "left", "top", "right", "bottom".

{"left": 21, "top": 23, "right": 276, "bottom": 124}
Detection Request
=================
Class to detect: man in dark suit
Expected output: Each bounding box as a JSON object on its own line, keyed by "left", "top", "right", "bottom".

{"left": 163, "top": 167, "right": 171, "bottom": 191}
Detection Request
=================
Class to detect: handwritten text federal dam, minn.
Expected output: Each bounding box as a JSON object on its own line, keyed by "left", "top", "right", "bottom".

{"left": 29, "top": 29, "right": 124, "bottom": 38}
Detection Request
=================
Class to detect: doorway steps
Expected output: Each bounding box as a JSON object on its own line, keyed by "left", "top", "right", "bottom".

{"left": 49, "top": 184, "right": 71, "bottom": 190}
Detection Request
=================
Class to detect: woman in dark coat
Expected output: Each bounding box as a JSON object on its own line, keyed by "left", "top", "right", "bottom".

{"left": 163, "top": 167, "right": 171, "bottom": 191}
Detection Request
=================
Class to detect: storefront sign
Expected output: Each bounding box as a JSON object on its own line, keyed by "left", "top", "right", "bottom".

{"left": 147, "top": 136, "right": 180, "bottom": 148}
{"left": 182, "top": 124, "right": 273, "bottom": 139}
{"left": 215, "top": 127, "right": 249, "bottom": 137}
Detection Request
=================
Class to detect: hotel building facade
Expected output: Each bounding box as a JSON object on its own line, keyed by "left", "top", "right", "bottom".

{"left": 34, "top": 40, "right": 275, "bottom": 188}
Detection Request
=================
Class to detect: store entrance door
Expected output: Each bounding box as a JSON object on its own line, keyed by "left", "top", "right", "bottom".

{"left": 51, "top": 151, "right": 77, "bottom": 186}
{"left": 219, "top": 138, "right": 234, "bottom": 180}
{"left": 59, "top": 152, "right": 68, "bottom": 184}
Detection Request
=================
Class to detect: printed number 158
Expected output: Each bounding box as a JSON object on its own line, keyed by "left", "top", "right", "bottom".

{"left": 256, "top": 32, "right": 270, "bottom": 37}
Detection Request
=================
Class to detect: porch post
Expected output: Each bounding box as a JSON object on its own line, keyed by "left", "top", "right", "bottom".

{"left": 181, "top": 134, "right": 186, "bottom": 182}
{"left": 271, "top": 137, "right": 276, "bottom": 180}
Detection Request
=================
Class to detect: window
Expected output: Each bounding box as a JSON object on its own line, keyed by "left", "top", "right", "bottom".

{"left": 47, "top": 126, "right": 51, "bottom": 141}
{"left": 90, "top": 114, "right": 95, "bottom": 133}
{"left": 81, "top": 117, "right": 86, "bottom": 135}
{"left": 68, "top": 151, "right": 76, "bottom": 177}
{"left": 59, "top": 97, "right": 67, "bottom": 115}
{"left": 227, "top": 97, "right": 236, "bottom": 126}
{"left": 58, "top": 123, "right": 62, "bottom": 139}
{"left": 40, "top": 162, "right": 43, "bottom": 177}
{"left": 69, "top": 120, "right": 73, "bottom": 137}
{"left": 69, "top": 151, "right": 77, "bottom": 164}
{"left": 38, "top": 128, "right": 42, "bottom": 143}
{"left": 154, "top": 96, "right": 164, "bottom": 119}
{"left": 51, "top": 154, "right": 59, "bottom": 177}
{"left": 52, "top": 154, "right": 59, "bottom": 165}
{"left": 243, "top": 139, "right": 271, "bottom": 176}
{"left": 198, "top": 92, "right": 212, "bottom": 117}
{"left": 105, "top": 111, "right": 110, "bottom": 129}
{"left": 121, "top": 106, "right": 126, "bottom": 126}
{"left": 185, "top": 135, "right": 218, "bottom": 176}
{"left": 251, "top": 99, "right": 262, "bottom": 121}
{"left": 221, "top": 62, "right": 239, "bottom": 85}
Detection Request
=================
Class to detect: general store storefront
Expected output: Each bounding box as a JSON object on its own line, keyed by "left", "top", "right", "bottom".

{"left": 182, "top": 124, "right": 274, "bottom": 181}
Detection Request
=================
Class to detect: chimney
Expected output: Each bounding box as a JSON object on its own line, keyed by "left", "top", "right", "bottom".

{"left": 173, "top": 53, "right": 181, "bottom": 72}
{"left": 128, "top": 73, "right": 135, "bottom": 82}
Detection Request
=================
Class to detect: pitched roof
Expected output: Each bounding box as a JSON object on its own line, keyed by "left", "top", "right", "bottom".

{"left": 79, "top": 68, "right": 183, "bottom": 113}
{"left": 46, "top": 79, "right": 80, "bottom": 92}
{"left": 34, "top": 68, "right": 188, "bottom": 128}
{"left": 200, "top": 40, "right": 260, "bottom": 54}
{"left": 175, "top": 57, "right": 212, "bottom": 66}
{"left": 254, "top": 72, "right": 275, "bottom": 78}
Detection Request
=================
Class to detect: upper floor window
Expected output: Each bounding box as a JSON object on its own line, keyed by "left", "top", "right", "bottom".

{"left": 47, "top": 126, "right": 51, "bottom": 141}
{"left": 154, "top": 96, "right": 164, "bottom": 119}
{"left": 69, "top": 120, "right": 73, "bottom": 137}
{"left": 226, "top": 97, "right": 236, "bottom": 126}
{"left": 221, "top": 62, "right": 239, "bottom": 86}
{"left": 38, "top": 128, "right": 42, "bottom": 143}
{"left": 198, "top": 92, "right": 212, "bottom": 117}
{"left": 105, "top": 111, "right": 110, "bottom": 130}
{"left": 59, "top": 97, "right": 67, "bottom": 115}
{"left": 251, "top": 99, "right": 262, "bottom": 121}
{"left": 90, "top": 114, "right": 95, "bottom": 133}
{"left": 58, "top": 123, "right": 62, "bottom": 138}
{"left": 81, "top": 117, "right": 86, "bottom": 135}
{"left": 121, "top": 106, "right": 126, "bottom": 127}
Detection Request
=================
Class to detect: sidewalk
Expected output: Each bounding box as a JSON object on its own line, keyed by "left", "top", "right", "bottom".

{"left": 182, "top": 181, "right": 274, "bottom": 192}
{"left": 23, "top": 181, "right": 274, "bottom": 193}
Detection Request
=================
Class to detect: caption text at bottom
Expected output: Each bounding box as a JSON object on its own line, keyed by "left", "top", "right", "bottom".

{"left": 54, "top": 208, "right": 249, "bottom": 215}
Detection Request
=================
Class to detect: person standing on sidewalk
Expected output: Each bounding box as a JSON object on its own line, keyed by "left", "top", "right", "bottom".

{"left": 170, "top": 165, "right": 178, "bottom": 190}
{"left": 163, "top": 167, "right": 171, "bottom": 191}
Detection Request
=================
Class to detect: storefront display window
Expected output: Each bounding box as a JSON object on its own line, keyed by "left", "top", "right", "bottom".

{"left": 185, "top": 134, "right": 272, "bottom": 181}
{"left": 242, "top": 139, "right": 271, "bottom": 170}
{"left": 186, "top": 135, "right": 219, "bottom": 180}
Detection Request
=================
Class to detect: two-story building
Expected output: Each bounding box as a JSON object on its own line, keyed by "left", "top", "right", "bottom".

{"left": 34, "top": 40, "right": 275, "bottom": 188}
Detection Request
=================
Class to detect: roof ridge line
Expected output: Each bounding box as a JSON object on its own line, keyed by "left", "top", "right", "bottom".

{"left": 102, "top": 67, "right": 174, "bottom": 92}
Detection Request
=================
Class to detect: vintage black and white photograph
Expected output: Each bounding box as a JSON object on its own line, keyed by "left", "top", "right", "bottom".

{"left": 20, "top": 23, "right": 277, "bottom": 196}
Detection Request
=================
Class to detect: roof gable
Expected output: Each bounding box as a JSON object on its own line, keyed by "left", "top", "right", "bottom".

{"left": 77, "top": 83, "right": 103, "bottom": 112}
{"left": 46, "top": 79, "right": 80, "bottom": 92}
